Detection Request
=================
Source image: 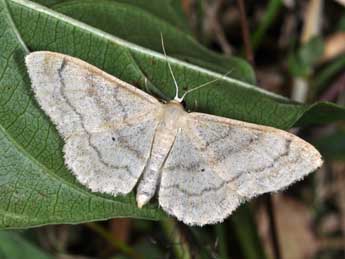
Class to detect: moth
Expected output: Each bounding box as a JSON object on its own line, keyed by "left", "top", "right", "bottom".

{"left": 25, "top": 51, "right": 322, "bottom": 226}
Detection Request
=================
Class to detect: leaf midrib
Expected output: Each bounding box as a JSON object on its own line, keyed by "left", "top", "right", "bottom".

{"left": 9, "top": 0, "right": 288, "bottom": 100}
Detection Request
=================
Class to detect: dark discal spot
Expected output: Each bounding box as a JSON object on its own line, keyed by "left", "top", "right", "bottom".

{"left": 201, "top": 168, "right": 205, "bottom": 172}
{"left": 112, "top": 137, "right": 115, "bottom": 141}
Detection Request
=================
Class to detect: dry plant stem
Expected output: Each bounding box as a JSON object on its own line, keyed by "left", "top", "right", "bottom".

{"left": 335, "top": 93, "right": 345, "bottom": 256}
{"left": 278, "top": 12, "right": 297, "bottom": 48}
{"left": 215, "top": 224, "right": 229, "bottom": 259}
{"left": 110, "top": 218, "right": 131, "bottom": 243}
{"left": 160, "top": 218, "right": 192, "bottom": 259}
{"left": 314, "top": 164, "right": 327, "bottom": 207}
{"left": 236, "top": 0, "right": 254, "bottom": 65}
{"left": 86, "top": 222, "right": 142, "bottom": 259}
{"left": 236, "top": 1, "right": 281, "bottom": 258}
{"left": 313, "top": 56, "right": 345, "bottom": 93}
{"left": 292, "top": 78, "right": 309, "bottom": 103}
{"left": 334, "top": 163, "right": 345, "bottom": 254}
{"left": 292, "top": 0, "right": 323, "bottom": 102}
{"left": 319, "top": 72, "right": 345, "bottom": 101}
{"left": 333, "top": 0, "right": 345, "bottom": 7}
{"left": 214, "top": 23, "right": 233, "bottom": 55}
{"left": 181, "top": 0, "right": 191, "bottom": 15}
{"left": 301, "top": 0, "right": 323, "bottom": 44}
{"left": 321, "top": 32, "right": 345, "bottom": 63}
{"left": 54, "top": 225, "right": 69, "bottom": 253}
{"left": 236, "top": 1, "right": 282, "bottom": 258}
{"left": 207, "top": 0, "right": 232, "bottom": 55}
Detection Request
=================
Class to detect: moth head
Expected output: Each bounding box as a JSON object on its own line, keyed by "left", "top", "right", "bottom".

{"left": 160, "top": 33, "right": 232, "bottom": 104}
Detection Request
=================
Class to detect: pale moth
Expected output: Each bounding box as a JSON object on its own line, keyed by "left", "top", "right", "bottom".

{"left": 25, "top": 49, "right": 322, "bottom": 226}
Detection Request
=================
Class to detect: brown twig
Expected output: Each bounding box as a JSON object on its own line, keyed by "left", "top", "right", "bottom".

{"left": 236, "top": 0, "right": 254, "bottom": 65}
{"left": 181, "top": 0, "right": 191, "bottom": 15}
{"left": 110, "top": 218, "right": 131, "bottom": 244}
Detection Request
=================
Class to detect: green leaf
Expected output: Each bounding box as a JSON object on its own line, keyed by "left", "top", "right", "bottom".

{"left": 0, "top": 231, "right": 52, "bottom": 259}
{"left": 0, "top": 0, "right": 165, "bottom": 229}
{"left": 0, "top": 0, "right": 345, "bottom": 230}
{"left": 232, "top": 206, "right": 267, "bottom": 259}
{"left": 35, "top": 0, "right": 191, "bottom": 33}
{"left": 47, "top": 0, "right": 256, "bottom": 84}
{"left": 337, "top": 14, "right": 345, "bottom": 31}
{"left": 288, "top": 36, "right": 324, "bottom": 77}
{"left": 251, "top": 0, "right": 283, "bottom": 50}
{"left": 299, "top": 37, "right": 324, "bottom": 66}
{"left": 314, "top": 130, "right": 345, "bottom": 160}
{"left": 312, "top": 55, "right": 345, "bottom": 95}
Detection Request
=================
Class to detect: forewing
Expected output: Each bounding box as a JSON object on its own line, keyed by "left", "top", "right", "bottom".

{"left": 26, "top": 51, "right": 161, "bottom": 195}
{"left": 159, "top": 112, "right": 322, "bottom": 226}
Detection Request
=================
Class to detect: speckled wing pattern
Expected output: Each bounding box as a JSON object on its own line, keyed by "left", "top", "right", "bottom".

{"left": 25, "top": 52, "right": 160, "bottom": 195}
{"left": 159, "top": 113, "right": 322, "bottom": 225}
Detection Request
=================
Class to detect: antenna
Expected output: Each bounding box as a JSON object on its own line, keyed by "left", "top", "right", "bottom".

{"left": 160, "top": 33, "right": 182, "bottom": 102}
{"left": 160, "top": 33, "right": 233, "bottom": 103}
{"left": 180, "top": 70, "right": 233, "bottom": 101}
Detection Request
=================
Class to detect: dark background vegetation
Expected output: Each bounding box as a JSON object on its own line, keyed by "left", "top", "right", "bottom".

{"left": 0, "top": 0, "right": 345, "bottom": 258}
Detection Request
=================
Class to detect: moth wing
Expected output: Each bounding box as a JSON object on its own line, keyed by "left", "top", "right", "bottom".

{"left": 159, "top": 112, "right": 322, "bottom": 226}
{"left": 26, "top": 51, "right": 161, "bottom": 195}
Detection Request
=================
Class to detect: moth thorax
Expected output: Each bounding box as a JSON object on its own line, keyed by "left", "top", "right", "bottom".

{"left": 160, "top": 101, "right": 186, "bottom": 127}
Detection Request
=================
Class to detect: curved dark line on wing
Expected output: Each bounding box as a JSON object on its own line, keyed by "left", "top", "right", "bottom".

{"left": 184, "top": 122, "right": 264, "bottom": 166}
{"left": 57, "top": 59, "right": 136, "bottom": 178}
{"left": 161, "top": 139, "right": 293, "bottom": 197}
